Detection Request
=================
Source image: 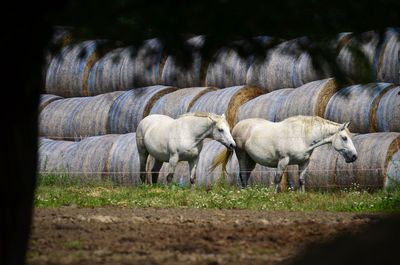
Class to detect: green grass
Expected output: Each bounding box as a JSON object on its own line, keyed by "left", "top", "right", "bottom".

{"left": 34, "top": 174, "right": 400, "bottom": 212}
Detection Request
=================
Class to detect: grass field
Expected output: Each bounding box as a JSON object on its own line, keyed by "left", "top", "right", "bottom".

{"left": 34, "top": 174, "right": 400, "bottom": 212}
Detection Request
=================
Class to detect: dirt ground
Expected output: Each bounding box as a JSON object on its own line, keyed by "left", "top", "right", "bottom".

{"left": 27, "top": 207, "right": 384, "bottom": 265}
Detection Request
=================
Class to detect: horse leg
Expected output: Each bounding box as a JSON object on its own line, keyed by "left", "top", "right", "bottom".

{"left": 189, "top": 157, "right": 199, "bottom": 186}
{"left": 274, "top": 157, "right": 289, "bottom": 193}
{"left": 166, "top": 153, "right": 179, "bottom": 184}
{"left": 138, "top": 150, "right": 149, "bottom": 184}
{"left": 237, "top": 149, "right": 256, "bottom": 188}
{"left": 298, "top": 161, "right": 310, "bottom": 193}
{"left": 151, "top": 160, "right": 163, "bottom": 184}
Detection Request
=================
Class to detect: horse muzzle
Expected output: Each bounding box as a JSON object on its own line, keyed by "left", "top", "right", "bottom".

{"left": 345, "top": 154, "right": 357, "bottom": 163}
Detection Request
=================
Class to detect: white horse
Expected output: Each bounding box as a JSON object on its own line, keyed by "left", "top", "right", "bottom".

{"left": 212, "top": 115, "right": 358, "bottom": 192}
{"left": 136, "top": 112, "right": 236, "bottom": 184}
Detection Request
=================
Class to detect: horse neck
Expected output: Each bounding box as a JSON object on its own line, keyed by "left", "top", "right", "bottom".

{"left": 184, "top": 115, "right": 213, "bottom": 143}
{"left": 307, "top": 121, "right": 339, "bottom": 150}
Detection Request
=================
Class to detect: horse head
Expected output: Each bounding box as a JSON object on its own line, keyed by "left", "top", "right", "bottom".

{"left": 209, "top": 113, "right": 236, "bottom": 150}
{"left": 331, "top": 122, "right": 358, "bottom": 163}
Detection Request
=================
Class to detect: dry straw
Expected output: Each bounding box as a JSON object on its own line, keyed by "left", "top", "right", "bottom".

{"left": 275, "top": 78, "right": 339, "bottom": 122}
{"left": 108, "top": 85, "right": 177, "bottom": 134}
{"left": 376, "top": 86, "right": 400, "bottom": 132}
{"left": 161, "top": 36, "right": 208, "bottom": 88}
{"left": 324, "top": 83, "right": 394, "bottom": 133}
{"left": 189, "top": 85, "right": 262, "bottom": 128}
{"left": 236, "top": 88, "right": 294, "bottom": 122}
{"left": 45, "top": 40, "right": 104, "bottom": 97}
{"left": 149, "top": 87, "right": 216, "bottom": 118}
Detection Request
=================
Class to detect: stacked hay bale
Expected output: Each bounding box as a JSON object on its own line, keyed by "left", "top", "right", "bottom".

{"left": 376, "top": 86, "right": 400, "bottom": 132}
{"left": 378, "top": 28, "right": 400, "bottom": 84}
{"left": 161, "top": 36, "right": 207, "bottom": 88}
{"left": 246, "top": 38, "right": 330, "bottom": 93}
{"left": 39, "top": 94, "right": 62, "bottom": 113}
{"left": 305, "top": 133, "right": 400, "bottom": 190}
{"left": 189, "top": 85, "right": 263, "bottom": 128}
{"left": 108, "top": 85, "right": 177, "bottom": 134}
{"left": 39, "top": 91, "right": 124, "bottom": 140}
{"left": 45, "top": 40, "right": 107, "bottom": 97}
{"left": 236, "top": 88, "right": 294, "bottom": 122}
{"left": 275, "top": 78, "right": 339, "bottom": 121}
{"left": 149, "top": 87, "right": 216, "bottom": 118}
{"left": 38, "top": 138, "right": 77, "bottom": 174}
{"left": 324, "top": 83, "right": 394, "bottom": 133}
{"left": 337, "top": 31, "right": 383, "bottom": 82}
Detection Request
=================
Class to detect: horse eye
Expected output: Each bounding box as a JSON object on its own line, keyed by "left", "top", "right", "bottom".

{"left": 218, "top": 128, "right": 223, "bottom": 132}
{"left": 342, "top": 136, "right": 348, "bottom": 141}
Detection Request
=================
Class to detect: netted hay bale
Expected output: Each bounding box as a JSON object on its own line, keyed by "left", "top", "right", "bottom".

{"left": 205, "top": 44, "right": 252, "bottom": 88}
{"left": 45, "top": 40, "right": 107, "bottom": 97}
{"left": 378, "top": 28, "right": 400, "bottom": 84}
{"left": 376, "top": 86, "right": 400, "bottom": 132}
{"left": 107, "top": 133, "right": 141, "bottom": 185}
{"left": 189, "top": 85, "right": 262, "bottom": 128}
{"left": 304, "top": 144, "right": 340, "bottom": 191}
{"left": 39, "top": 91, "right": 124, "bottom": 140}
{"left": 337, "top": 31, "right": 383, "bottom": 82}
{"left": 335, "top": 133, "right": 400, "bottom": 190}
{"left": 324, "top": 83, "right": 394, "bottom": 133}
{"left": 121, "top": 38, "right": 167, "bottom": 88}
{"left": 108, "top": 85, "right": 177, "bottom": 134}
{"left": 236, "top": 88, "right": 294, "bottom": 122}
{"left": 38, "top": 138, "right": 78, "bottom": 174}
{"left": 67, "top": 134, "right": 120, "bottom": 180}
{"left": 39, "top": 94, "right": 63, "bottom": 113}
{"left": 150, "top": 87, "right": 216, "bottom": 118}
{"left": 275, "top": 78, "right": 339, "bottom": 121}
{"left": 161, "top": 36, "right": 207, "bottom": 88}
{"left": 292, "top": 52, "right": 330, "bottom": 88}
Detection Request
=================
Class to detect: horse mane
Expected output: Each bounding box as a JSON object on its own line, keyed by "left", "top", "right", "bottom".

{"left": 178, "top": 112, "right": 221, "bottom": 119}
{"left": 284, "top": 115, "right": 340, "bottom": 127}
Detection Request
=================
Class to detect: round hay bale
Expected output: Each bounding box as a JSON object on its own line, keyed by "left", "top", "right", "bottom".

{"left": 161, "top": 36, "right": 207, "bottom": 88}
{"left": 189, "top": 85, "right": 263, "bottom": 128}
{"left": 334, "top": 32, "right": 353, "bottom": 53}
{"left": 39, "top": 94, "right": 63, "bottom": 113}
{"left": 121, "top": 38, "right": 167, "bottom": 88}
{"left": 154, "top": 160, "right": 189, "bottom": 186}
{"left": 39, "top": 91, "right": 124, "bottom": 140}
{"left": 324, "top": 83, "right": 394, "bottom": 133}
{"left": 275, "top": 78, "right": 339, "bottom": 121}
{"left": 378, "top": 28, "right": 400, "bottom": 84}
{"left": 205, "top": 44, "right": 252, "bottom": 88}
{"left": 335, "top": 133, "right": 400, "bottom": 190}
{"left": 337, "top": 31, "right": 383, "bottom": 82}
{"left": 45, "top": 40, "right": 106, "bottom": 97}
{"left": 292, "top": 52, "right": 330, "bottom": 88}
{"left": 376, "top": 86, "right": 400, "bottom": 132}
{"left": 149, "top": 87, "right": 216, "bottom": 118}
{"left": 38, "top": 138, "right": 78, "bottom": 174}
{"left": 107, "top": 133, "right": 141, "bottom": 185}
{"left": 108, "top": 85, "right": 177, "bottom": 134}
{"left": 68, "top": 134, "right": 120, "bottom": 180}
{"left": 236, "top": 88, "right": 294, "bottom": 122}
{"left": 304, "top": 144, "right": 340, "bottom": 191}
{"left": 39, "top": 97, "right": 90, "bottom": 139}
{"left": 87, "top": 47, "right": 129, "bottom": 95}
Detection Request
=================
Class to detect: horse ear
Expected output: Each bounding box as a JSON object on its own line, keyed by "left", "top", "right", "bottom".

{"left": 339, "top": 122, "right": 350, "bottom": 131}
{"left": 221, "top": 113, "right": 226, "bottom": 119}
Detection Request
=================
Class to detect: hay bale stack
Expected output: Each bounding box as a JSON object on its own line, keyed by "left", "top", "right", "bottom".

{"left": 67, "top": 134, "right": 120, "bottom": 180}
{"left": 39, "top": 94, "right": 63, "bottom": 113}
{"left": 150, "top": 87, "right": 216, "bottom": 118}
{"left": 39, "top": 91, "right": 124, "bottom": 140}
{"left": 335, "top": 133, "right": 400, "bottom": 190}
{"left": 378, "top": 28, "right": 400, "bottom": 84}
{"left": 45, "top": 40, "right": 105, "bottom": 97}
{"left": 161, "top": 36, "right": 207, "bottom": 88}
{"left": 153, "top": 160, "right": 189, "bottom": 186}
{"left": 337, "top": 31, "right": 383, "bottom": 82}
{"left": 38, "top": 138, "right": 78, "bottom": 174}
{"left": 236, "top": 88, "right": 294, "bottom": 122}
{"left": 189, "top": 85, "right": 263, "bottom": 128}
{"left": 275, "top": 78, "right": 339, "bottom": 121}
{"left": 324, "top": 83, "right": 394, "bottom": 133}
{"left": 108, "top": 85, "right": 177, "bottom": 134}
{"left": 121, "top": 38, "right": 166, "bottom": 88}
{"left": 205, "top": 44, "right": 252, "bottom": 88}
{"left": 376, "top": 86, "right": 400, "bottom": 132}
{"left": 304, "top": 145, "right": 340, "bottom": 190}
{"left": 246, "top": 39, "right": 328, "bottom": 92}
{"left": 107, "top": 133, "right": 141, "bottom": 185}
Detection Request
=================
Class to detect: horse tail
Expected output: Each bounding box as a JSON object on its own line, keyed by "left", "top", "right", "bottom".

{"left": 210, "top": 148, "right": 233, "bottom": 173}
